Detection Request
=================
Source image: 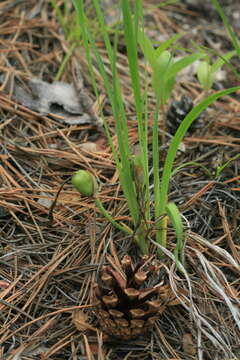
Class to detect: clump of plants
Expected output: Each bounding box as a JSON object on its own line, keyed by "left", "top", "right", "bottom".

{"left": 69, "top": 0, "right": 240, "bottom": 340}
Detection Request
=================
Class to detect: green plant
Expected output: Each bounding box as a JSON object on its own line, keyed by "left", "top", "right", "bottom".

{"left": 72, "top": 169, "right": 98, "bottom": 197}
{"left": 138, "top": 31, "right": 202, "bottom": 105}
{"left": 210, "top": 0, "right": 240, "bottom": 62}
{"left": 214, "top": 153, "right": 240, "bottom": 179}
{"left": 197, "top": 50, "right": 236, "bottom": 92}
{"left": 50, "top": 0, "right": 80, "bottom": 80}
{"left": 71, "top": 0, "right": 240, "bottom": 262}
{"left": 72, "top": 169, "right": 132, "bottom": 235}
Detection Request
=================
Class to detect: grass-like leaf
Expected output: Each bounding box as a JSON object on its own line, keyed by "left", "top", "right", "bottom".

{"left": 210, "top": 0, "right": 240, "bottom": 61}
{"left": 166, "top": 202, "right": 184, "bottom": 265}
{"left": 156, "top": 86, "right": 240, "bottom": 247}
{"left": 166, "top": 52, "right": 203, "bottom": 80}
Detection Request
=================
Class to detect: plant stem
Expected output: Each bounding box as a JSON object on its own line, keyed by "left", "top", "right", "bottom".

{"left": 95, "top": 198, "right": 133, "bottom": 235}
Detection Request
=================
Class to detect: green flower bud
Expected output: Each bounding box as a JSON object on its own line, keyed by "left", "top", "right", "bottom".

{"left": 197, "top": 61, "right": 214, "bottom": 91}
{"left": 156, "top": 50, "right": 173, "bottom": 72}
{"left": 72, "top": 170, "right": 98, "bottom": 197}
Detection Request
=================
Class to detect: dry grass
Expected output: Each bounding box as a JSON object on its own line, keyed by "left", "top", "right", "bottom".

{"left": 0, "top": 0, "right": 239, "bottom": 359}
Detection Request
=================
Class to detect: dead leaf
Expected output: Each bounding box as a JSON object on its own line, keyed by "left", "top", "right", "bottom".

{"left": 79, "top": 142, "right": 98, "bottom": 152}
{"left": 0, "top": 280, "right": 10, "bottom": 289}
{"left": 57, "top": 191, "right": 81, "bottom": 204}
{"left": 182, "top": 333, "right": 196, "bottom": 356}
{"left": 72, "top": 310, "right": 96, "bottom": 332}
{"left": 8, "top": 344, "right": 49, "bottom": 360}
{"left": 12, "top": 78, "right": 102, "bottom": 126}
{"left": 37, "top": 192, "right": 52, "bottom": 209}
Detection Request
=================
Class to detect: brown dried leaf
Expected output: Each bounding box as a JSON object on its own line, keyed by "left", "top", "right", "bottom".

{"left": 72, "top": 310, "right": 96, "bottom": 332}
{"left": 182, "top": 333, "right": 196, "bottom": 356}
{"left": 57, "top": 191, "right": 81, "bottom": 204}
{"left": 13, "top": 78, "right": 101, "bottom": 126}
{"left": 0, "top": 280, "right": 10, "bottom": 289}
{"left": 79, "top": 142, "right": 98, "bottom": 152}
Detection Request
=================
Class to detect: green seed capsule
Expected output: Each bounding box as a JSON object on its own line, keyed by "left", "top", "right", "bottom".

{"left": 71, "top": 170, "right": 98, "bottom": 197}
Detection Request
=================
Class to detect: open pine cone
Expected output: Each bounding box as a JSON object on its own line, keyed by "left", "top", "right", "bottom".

{"left": 94, "top": 255, "right": 179, "bottom": 339}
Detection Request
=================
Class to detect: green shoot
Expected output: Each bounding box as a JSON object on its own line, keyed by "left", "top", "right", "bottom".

{"left": 55, "top": 43, "right": 76, "bottom": 81}
{"left": 138, "top": 28, "right": 203, "bottom": 252}
{"left": 72, "top": 170, "right": 133, "bottom": 235}
{"left": 95, "top": 198, "right": 133, "bottom": 235}
{"left": 73, "top": 0, "right": 147, "bottom": 253}
{"left": 166, "top": 202, "right": 184, "bottom": 265}
{"left": 70, "top": 0, "right": 240, "bottom": 262}
{"left": 157, "top": 86, "right": 240, "bottom": 248}
{"left": 138, "top": 31, "right": 202, "bottom": 105}
{"left": 172, "top": 161, "right": 212, "bottom": 179}
{"left": 210, "top": 0, "right": 240, "bottom": 61}
{"left": 197, "top": 50, "right": 236, "bottom": 91}
{"left": 215, "top": 153, "right": 240, "bottom": 179}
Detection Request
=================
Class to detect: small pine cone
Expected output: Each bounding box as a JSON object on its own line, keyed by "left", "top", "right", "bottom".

{"left": 94, "top": 255, "right": 169, "bottom": 339}
{"left": 166, "top": 95, "right": 205, "bottom": 135}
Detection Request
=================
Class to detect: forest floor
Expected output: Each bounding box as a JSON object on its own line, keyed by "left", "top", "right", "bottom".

{"left": 0, "top": 1, "right": 240, "bottom": 359}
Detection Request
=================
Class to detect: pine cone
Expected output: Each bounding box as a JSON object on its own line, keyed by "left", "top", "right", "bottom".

{"left": 94, "top": 255, "right": 176, "bottom": 339}
{"left": 167, "top": 95, "right": 205, "bottom": 135}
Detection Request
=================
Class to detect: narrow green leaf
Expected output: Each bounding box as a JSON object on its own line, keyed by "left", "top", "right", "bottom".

{"left": 160, "top": 86, "right": 240, "bottom": 213}
{"left": 211, "top": 50, "right": 236, "bottom": 73}
{"left": 122, "top": 0, "right": 141, "bottom": 105}
{"left": 166, "top": 52, "right": 203, "bottom": 80}
{"left": 73, "top": 0, "right": 140, "bottom": 226}
{"left": 155, "top": 33, "right": 182, "bottom": 58}
{"left": 138, "top": 30, "right": 155, "bottom": 67}
{"left": 122, "top": 0, "right": 150, "bottom": 227}
{"left": 156, "top": 86, "right": 240, "bottom": 246}
{"left": 166, "top": 202, "right": 184, "bottom": 263}
{"left": 152, "top": 50, "right": 174, "bottom": 102}
{"left": 215, "top": 153, "right": 240, "bottom": 179}
{"left": 172, "top": 161, "right": 212, "bottom": 179}
{"left": 210, "top": 0, "right": 240, "bottom": 59}
{"left": 162, "top": 76, "right": 176, "bottom": 104}
{"left": 152, "top": 98, "right": 161, "bottom": 222}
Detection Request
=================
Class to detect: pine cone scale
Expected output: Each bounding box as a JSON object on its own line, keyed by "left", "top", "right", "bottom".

{"left": 94, "top": 255, "right": 169, "bottom": 339}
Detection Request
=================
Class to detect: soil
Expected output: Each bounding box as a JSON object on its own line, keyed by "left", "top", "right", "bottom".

{"left": 0, "top": 1, "right": 239, "bottom": 359}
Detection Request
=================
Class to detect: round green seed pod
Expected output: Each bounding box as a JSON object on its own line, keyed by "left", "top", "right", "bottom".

{"left": 72, "top": 170, "right": 98, "bottom": 197}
